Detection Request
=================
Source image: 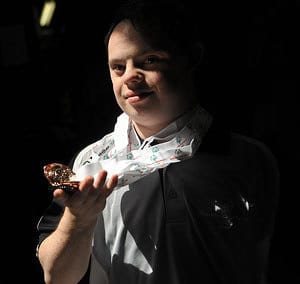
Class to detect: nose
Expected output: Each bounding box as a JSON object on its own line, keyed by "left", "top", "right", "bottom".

{"left": 124, "top": 65, "right": 144, "bottom": 87}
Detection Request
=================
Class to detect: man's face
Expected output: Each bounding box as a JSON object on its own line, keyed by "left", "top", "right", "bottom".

{"left": 107, "top": 20, "right": 194, "bottom": 137}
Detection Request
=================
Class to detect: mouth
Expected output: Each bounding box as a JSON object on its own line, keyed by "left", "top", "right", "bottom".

{"left": 125, "top": 91, "right": 154, "bottom": 103}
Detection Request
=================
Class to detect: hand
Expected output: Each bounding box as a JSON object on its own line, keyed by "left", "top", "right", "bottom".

{"left": 53, "top": 170, "right": 118, "bottom": 219}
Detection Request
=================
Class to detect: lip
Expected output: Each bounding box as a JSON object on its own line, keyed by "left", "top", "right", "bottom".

{"left": 124, "top": 91, "right": 154, "bottom": 103}
{"left": 125, "top": 90, "right": 153, "bottom": 98}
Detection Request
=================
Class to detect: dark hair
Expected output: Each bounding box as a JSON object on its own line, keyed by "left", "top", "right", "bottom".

{"left": 104, "top": 0, "right": 204, "bottom": 56}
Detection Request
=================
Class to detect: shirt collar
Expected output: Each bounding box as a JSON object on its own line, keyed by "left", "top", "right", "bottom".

{"left": 133, "top": 105, "right": 202, "bottom": 146}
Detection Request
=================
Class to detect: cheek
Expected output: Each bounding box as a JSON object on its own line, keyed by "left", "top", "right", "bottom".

{"left": 164, "top": 68, "right": 182, "bottom": 84}
{"left": 156, "top": 72, "right": 179, "bottom": 95}
{"left": 151, "top": 71, "right": 164, "bottom": 83}
{"left": 149, "top": 72, "right": 168, "bottom": 92}
{"left": 111, "top": 78, "right": 122, "bottom": 97}
{"left": 111, "top": 80, "right": 126, "bottom": 109}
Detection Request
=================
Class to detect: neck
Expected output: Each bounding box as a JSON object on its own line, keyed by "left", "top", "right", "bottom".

{"left": 132, "top": 105, "right": 198, "bottom": 139}
{"left": 132, "top": 120, "right": 169, "bottom": 140}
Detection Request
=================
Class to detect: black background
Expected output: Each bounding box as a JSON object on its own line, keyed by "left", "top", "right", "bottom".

{"left": 1, "top": 0, "right": 299, "bottom": 283}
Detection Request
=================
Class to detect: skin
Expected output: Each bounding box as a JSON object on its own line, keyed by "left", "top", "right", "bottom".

{"left": 108, "top": 20, "right": 198, "bottom": 139}
{"left": 38, "top": 171, "right": 118, "bottom": 284}
{"left": 38, "top": 19, "right": 197, "bottom": 284}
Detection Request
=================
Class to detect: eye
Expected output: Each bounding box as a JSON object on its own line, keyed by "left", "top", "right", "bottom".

{"left": 144, "top": 56, "right": 160, "bottom": 64}
{"left": 111, "top": 64, "right": 125, "bottom": 75}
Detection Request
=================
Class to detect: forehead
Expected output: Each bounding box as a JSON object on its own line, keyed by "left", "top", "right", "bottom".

{"left": 110, "top": 15, "right": 180, "bottom": 49}
{"left": 109, "top": 20, "right": 139, "bottom": 42}
{"left": 108, "top": 20, "right": 153, "bottom": 52}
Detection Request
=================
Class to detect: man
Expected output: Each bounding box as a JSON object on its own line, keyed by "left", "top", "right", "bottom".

{"left": 37, "top": 1, "right": 279, "bottom": 283}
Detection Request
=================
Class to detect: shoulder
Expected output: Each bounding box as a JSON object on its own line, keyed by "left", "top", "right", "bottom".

{"left": 230, "top": 132, "right": 279, "bottom": 173}
{"left": 199, "top": 117, "right": 279, "bottom": 173}
{"left": 173, "top": 120, "right": 280, "bottom": 195}
{"left": 231, "top": 132, "right": 276, "bottom": 159}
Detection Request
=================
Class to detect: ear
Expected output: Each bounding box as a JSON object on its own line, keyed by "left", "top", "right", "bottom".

{"left": 188, "top": 41, "right": 205, "bottom": 70}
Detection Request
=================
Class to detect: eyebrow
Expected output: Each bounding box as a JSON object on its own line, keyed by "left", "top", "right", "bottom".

{"left": 109, "top": 49, "right": 170, "bottom": 63}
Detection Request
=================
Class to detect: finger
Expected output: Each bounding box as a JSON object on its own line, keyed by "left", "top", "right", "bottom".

{"left": 53, "top": 188, "right": 69, "bottom": 203}
{"left": 94, "top": 170, "right": 108, "bottom": 189}
{"left": 107, "top": 174, "right": 118, "bottom": 189}
{"left": 79, "top": 175, "right": 94, "bottom": 190}
{"left": 102, "top": 174, "right": 118, "bottom": 197}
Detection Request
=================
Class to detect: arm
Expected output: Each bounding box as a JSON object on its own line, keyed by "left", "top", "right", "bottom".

{"left": 38, "top": 170, "right": 118, "bottom": 284}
